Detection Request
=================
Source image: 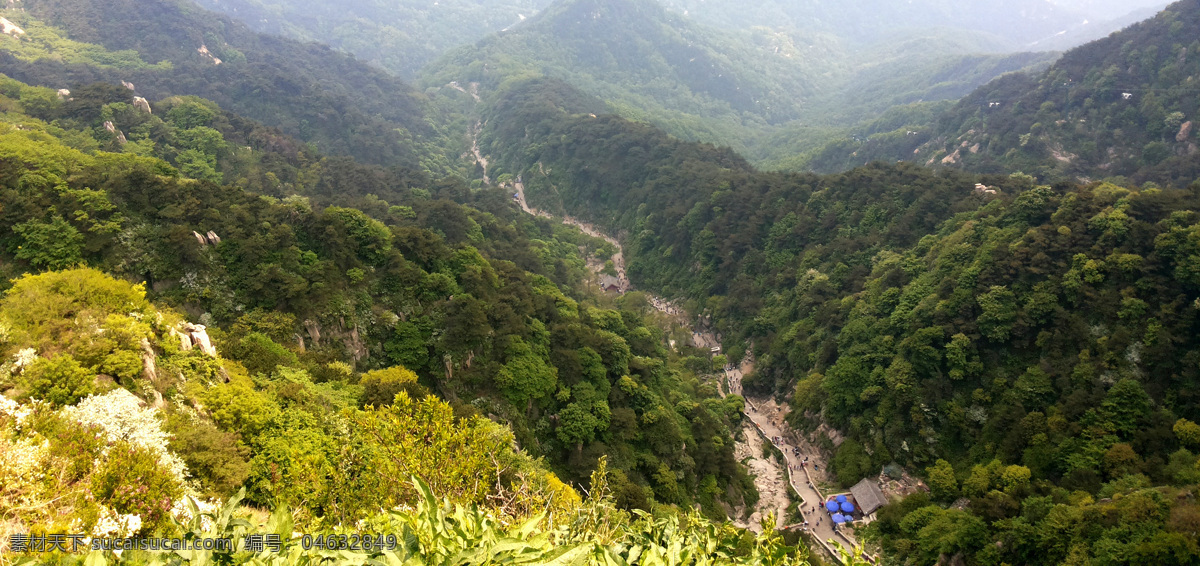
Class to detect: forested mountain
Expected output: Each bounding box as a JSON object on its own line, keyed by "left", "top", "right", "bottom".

{"left": 183, "top": 0, "right": 1063, "bottom": 162}
{"left": 475, "top": 73, "right": 1200, "bottom": 564}
{"left": 420, "top": 0, "right": 1058, "bottom": 158}
{"left": 192, "top": 0, "right": 554, "bottom": 78}
{"left": 0, "top": 69, "right": 781, "bottom": 562}
{"left": 0, "top": 0, "right": 461, "bottom": 174}
{"left": 917, "top": 0, "right": 1200, "bottom": 187}
{"left": 812, "top": 0, "right": 1200, "bottom": 184}
{"left": 3, "top": 0, "right": 1200, "bottom": 564}
{"left": 659, "top": 0, "right": 1170, "bottom": 48}
{"left": 421, "top": 0, "right": 831, "bottom": 150}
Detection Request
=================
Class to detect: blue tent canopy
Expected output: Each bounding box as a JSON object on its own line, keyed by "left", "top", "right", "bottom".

{"left": 841, "top": 501, "right": 855, "bottom": 513}
{"left": 825, "top": 501, "right": 839, "bottom": 512}
{"left": 832, "top": 513, "right": 847, "bottom": 523}
{"left": 836, "top": 494, "right": 848, "bottom": 503}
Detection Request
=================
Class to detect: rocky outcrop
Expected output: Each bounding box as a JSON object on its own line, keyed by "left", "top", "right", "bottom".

{"left": 974, "top": 183, "right": 999, "bottom": 196}
{"left": 174, "top": 323, "right": 218, "bottom": 357}
{"left": 348, "top": 325, "right": 367, "bottom": 361}
{"left": 0, "top": 17, "right": 25, "bottom": 37}
{"left": 197, "top": 44, "right": 222, "bottom": 65}
{"left": 133, "top": 96, "right": 152, "bottom": 114}
{"left": 140, "top": 337, "right": 158, "bottom": 381}
{"left": 121, "top": 80, "right": 135, "bottom": 91}
{"left": 56, "top": 89, "right": 71, "bottom": 100}
{"left": 1178, "top": 121, "right": 1193, "bottom": 143}
{"left": 303, "top": 319, "right": 321, "bottom": 348}
{"left": 103, "top": 121, "right": 127, "bottom": 144}
{"left": 192, "top": 230, "right": 221, "bottom": 245}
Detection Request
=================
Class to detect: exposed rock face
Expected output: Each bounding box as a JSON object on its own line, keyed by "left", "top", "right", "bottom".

{"left": 56, "top": 89, "right": 71, "bottom": 100}
{"left": 1178, "top": 121, "right": 1193, "bottom": 143}
{"left": 140, "top": 337, "right": 158, "bottom": 381}
{"left": 974, "top": 183, "right": 999, "bottom": 196}
{"left": 941, "top": 149, "right": 961, "bottom": 164}
{"left": 177, "top": 323, "right": 218, "bottom": 357}
{"left": 304, "top": 319, "right": 321, "bottom": 348}
{"left": 193, "top": 230, "right": 221, "bottom": 245}
{"left": 170, "top": 327, "right": 191, "bottom": 351}
{"left": 0, "top": 17, "right": 25, "bottom": 36}
{"left": 121, "top": 80, "right": 135, "bottom": 91}
{"left": 197, "top": 44, "right": 222, "bottom": 65}
{"left": 133, "top": 96, "right": 152, "bottom": 114}
{"left": 104, "top": 120, "right": 127, "bottom": 143}
{"left": 348, "top": 325, "right": 367, "bottom": 361}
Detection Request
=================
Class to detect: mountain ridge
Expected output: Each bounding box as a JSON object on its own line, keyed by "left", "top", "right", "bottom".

{"left": 0, "top": 0, "right": 457, "bottom": 173}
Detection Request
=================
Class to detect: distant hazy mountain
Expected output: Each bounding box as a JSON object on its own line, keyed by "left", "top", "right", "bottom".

{"left": 658, "top": 0, "right": 1170, "bottom": 49}
{"left": 194, "top": 0, "right": 1169, "bottom": 78}
{"left": 916, "top": 0, "right": 1200, "bottom": 185}
{"left": 422, "top": 0, "right": 1058, "bottom": 155}
{"left": 424, "top": 0, "right": 828, "bottom": 124}
{"left": 800, "top": 0, "right": 1200, "bottom": 183}
{"left": 192, "top": 0, "right": 556, "bottom": 78}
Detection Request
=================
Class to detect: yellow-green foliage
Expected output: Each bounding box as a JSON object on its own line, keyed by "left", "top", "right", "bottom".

{"left": 13, "top": 465, "right": 812, "bottom": 565}
{"left": 19, "top": 354, "right": 93, "bottom": 406}
{"left": 358, "top": 365, "right": 427, "bottom": 408}
{"left": 0, "top": 268, "right": 158, "bottom": 358}
{"left": 328, "top": 391, "right": 579, "bottom": 521}
{"left": 0, "top": 11, "right": 170, "bottom": 70}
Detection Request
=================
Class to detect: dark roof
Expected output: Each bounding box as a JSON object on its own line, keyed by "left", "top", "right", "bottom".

{"left": 850, "top": 478, "right": 888, "bottom": 516}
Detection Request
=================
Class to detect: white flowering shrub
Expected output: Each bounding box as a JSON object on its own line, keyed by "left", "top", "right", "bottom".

{"left": 0, "top": 394, "right": 33, "bottom": 424}
{"left": 61, "top": 389, "right": 188, "bottom": 481}
{"left": 72, "top": 504, "right": 143, "bottom": 538}
{"left": 13, "top": 347, "right": 37, "bottom": 369}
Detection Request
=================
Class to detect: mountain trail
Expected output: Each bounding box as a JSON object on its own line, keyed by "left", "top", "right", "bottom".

{"left": 470, "top": 120, "right": 490, "bottom": 185}
{"left": 510, "top": 176, "right": 864, "bottom": 562}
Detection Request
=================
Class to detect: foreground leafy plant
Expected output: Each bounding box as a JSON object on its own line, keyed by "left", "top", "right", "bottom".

{"left": 10, "top": 459, "right": 810, "bottom": 566}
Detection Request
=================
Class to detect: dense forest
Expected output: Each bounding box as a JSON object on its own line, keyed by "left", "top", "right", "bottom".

{"left": 191, "top": 0, "right": 554, "bottom": 78}
{"left": 0, "top": 71, "right": 797, "bottom": 562}
{"left": 0, "top": 0, "right": 462, "bottom": 175}
{"left": 419, "top": 0, "right": 1059, "bottom": 160}
{"left": 920, "top": 0, "right": 1200, "bottom": 186}
{"left": 477, "top": 71, "right": 1200, "bottom": 563}
{"left": 808, "top": 0, "right": 1200, "bottom": 184}
{"left": 4, "top": 0, "right": 1200, "bottom": 564}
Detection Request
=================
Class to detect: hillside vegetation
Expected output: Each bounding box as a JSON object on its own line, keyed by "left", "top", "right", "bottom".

{"left": 477, "top": 73, "right": 1200, "bottom": 564}
{"left": 810, "top": 0, "right": 1200, "bottom": 184}
{"left": 0, "top": 69, "right": 799, "bottom": 563}
{"left": 921, "top": 0, "right": 1200, "bottom": 186}
{"left": 191, "top": 0, "right": 554, "bottom": 78}
{"left": 5, "top": 0, "right": 1200, "bottom": 564}
{"left": 0, "top": 0, "right": 460, "bottom": 175}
